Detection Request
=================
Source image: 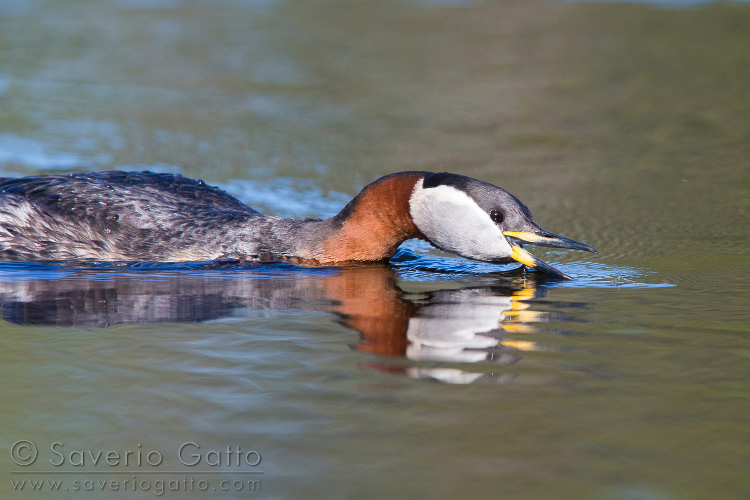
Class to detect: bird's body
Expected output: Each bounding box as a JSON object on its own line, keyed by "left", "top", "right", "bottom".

{"left": 0, "top": 170, "right": 595, "bottom": 277}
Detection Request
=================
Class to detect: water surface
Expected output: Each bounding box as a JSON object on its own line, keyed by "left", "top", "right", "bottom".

{"left": 1, "top": 1, "right": 748, "bottom": 499}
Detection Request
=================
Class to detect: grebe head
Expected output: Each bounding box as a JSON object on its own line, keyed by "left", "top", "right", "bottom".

{"left": 409, "top": 172, "right": 596, "bottom": 278}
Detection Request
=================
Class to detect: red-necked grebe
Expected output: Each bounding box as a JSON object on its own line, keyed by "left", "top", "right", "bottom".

{"left": 0, "top": 171, "right": 595, "bottom": 278}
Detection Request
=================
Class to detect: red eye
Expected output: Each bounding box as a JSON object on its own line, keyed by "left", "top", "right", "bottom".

{"left": 490, "top": 210, "right": 504, "bottom": 224}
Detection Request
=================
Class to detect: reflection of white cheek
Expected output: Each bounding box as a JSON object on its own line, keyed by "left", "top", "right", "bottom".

{"left": 406, "top": 344, "right": 491, "bottom": 363}
{"left": 409, "top": 181, "right": 511, "bottom": 260}
{"left": 402, "top": 288, "right": 521, "bottom": 382}
{"left": 405, "top": 300, "right": 511, "bottom": 363}
{"left": 405, "top": 368, "right": 486, "bottom": 384}
{"left": 407, "top": 317, "right": 500, "bottom": 348}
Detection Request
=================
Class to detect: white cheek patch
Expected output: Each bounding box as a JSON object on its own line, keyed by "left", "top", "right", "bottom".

{"left": 409, "top": 179, "right": 512, "bottom": 261}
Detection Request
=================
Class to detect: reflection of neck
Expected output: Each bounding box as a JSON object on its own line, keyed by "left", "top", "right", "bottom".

{"left": 319, "top": 265, "right": 415, "bottom": 357}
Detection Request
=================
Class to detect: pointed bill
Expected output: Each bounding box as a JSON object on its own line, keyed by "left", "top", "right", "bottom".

{"left": 502, "top": 231, "right": 596, "bottom": 254}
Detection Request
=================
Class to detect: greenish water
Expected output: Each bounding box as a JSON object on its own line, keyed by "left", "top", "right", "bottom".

{"left": 1, "top": 1, "right": 748, "bottom": 499}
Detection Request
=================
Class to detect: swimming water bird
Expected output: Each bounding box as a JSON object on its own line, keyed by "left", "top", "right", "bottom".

{"left": 0, "top": 171, "right": 595, "bottom": 277}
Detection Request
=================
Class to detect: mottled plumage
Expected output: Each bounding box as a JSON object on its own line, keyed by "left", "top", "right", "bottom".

{"left": 1, "top": 171, "right": 277, "bottom": 261}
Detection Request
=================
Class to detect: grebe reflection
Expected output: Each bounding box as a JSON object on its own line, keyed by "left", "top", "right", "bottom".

{"left": 0, "top": 262, "right": 556, "bottom": 383}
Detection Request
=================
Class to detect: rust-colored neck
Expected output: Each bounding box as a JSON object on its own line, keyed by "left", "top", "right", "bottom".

{"left": 317, "top": 172, "right": 427, "bottom": 263}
